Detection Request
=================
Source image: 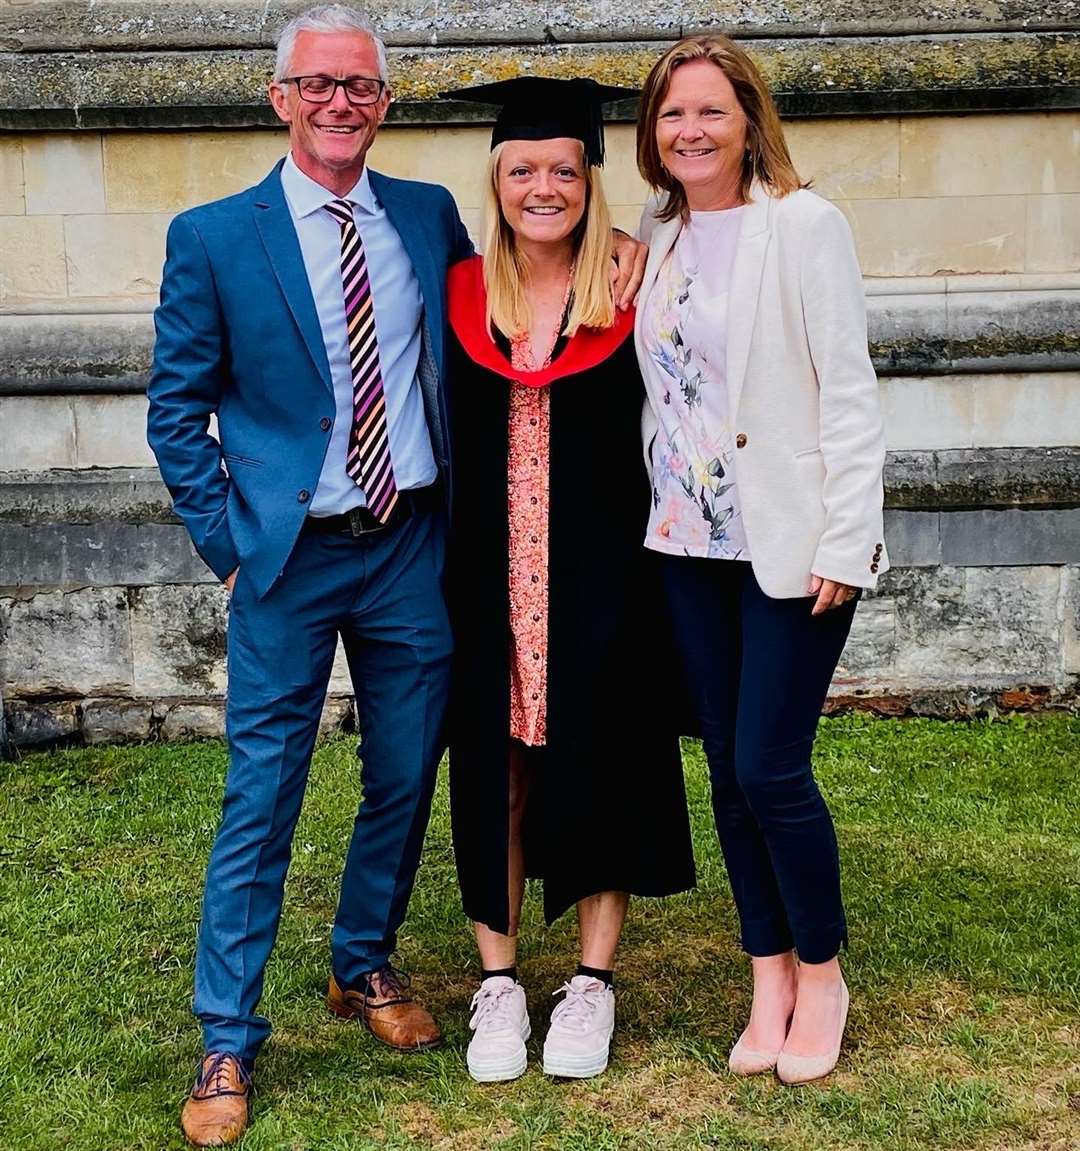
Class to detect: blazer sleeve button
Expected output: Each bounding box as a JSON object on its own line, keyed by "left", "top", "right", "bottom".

{"left": 320, "top": 417, "right": 332, "bottom": 431}
{"left": 735, "top": 433, "right": 747, "bottom": 449}
{"left": 298, "top": 489, "right": 310, "bottom": 504}
{"left": 870, "top": 562, "right": 879, "bottom": 572}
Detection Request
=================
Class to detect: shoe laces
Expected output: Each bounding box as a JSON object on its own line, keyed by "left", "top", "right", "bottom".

{"left": 550, "top": 978, "right": 607, "bottom": 1033}
{"left": 469, "top": 980, "right": 522, "bottom": 1033}
{"left": 366, "top": 963, "right": 411, "bottom": 1000}
{"left": 195, "top": 1052, "right": 250, "bottom": 1097}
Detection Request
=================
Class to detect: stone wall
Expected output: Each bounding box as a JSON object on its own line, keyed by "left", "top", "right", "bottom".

{"left": 1, "top": 1, "right": 1078, "bottom": 749}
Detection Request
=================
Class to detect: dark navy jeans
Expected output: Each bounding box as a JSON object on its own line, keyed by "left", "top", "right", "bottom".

{"left": 194, "top": 509, "right": 452, "bottom": 1062}
{"left": 662, "top": 557, "right": 856, "bottom": 964}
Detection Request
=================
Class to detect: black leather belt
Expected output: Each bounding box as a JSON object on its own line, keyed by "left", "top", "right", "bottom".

{"left": 302, "top": 484, "right": 440, "bottom": 538}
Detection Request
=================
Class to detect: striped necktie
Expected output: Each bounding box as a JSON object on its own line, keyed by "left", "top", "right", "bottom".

{"left": 325, "top": 198, "right": 398, "bottom": 523}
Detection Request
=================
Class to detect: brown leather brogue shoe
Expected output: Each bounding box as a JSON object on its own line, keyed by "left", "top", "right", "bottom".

{"left": 180, "top": 1052, "right": 252, "bottom": 1147}
{"left": 327, "top": 965, "right": 442, "bottom": 1051}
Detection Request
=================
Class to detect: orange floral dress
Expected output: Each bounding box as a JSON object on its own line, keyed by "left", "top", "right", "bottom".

{"left": 506, "top": 291, "right": 570, "bottom": 746}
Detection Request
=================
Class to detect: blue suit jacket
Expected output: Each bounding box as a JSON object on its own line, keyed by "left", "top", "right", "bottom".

{"left": 147, "top": 161, "right": 473, "bottom": 598}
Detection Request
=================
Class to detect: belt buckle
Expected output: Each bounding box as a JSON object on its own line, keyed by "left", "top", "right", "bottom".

{"left": 347, "top": 506, "right": 382, "bottom": 537}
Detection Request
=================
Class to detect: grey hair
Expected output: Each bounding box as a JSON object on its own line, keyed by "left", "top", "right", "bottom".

{"left": 274, "top": 4, "right": 389, "bottom": 84}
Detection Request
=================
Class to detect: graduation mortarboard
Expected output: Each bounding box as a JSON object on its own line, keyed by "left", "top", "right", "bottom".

{"left": 439, "top": 76, "right": 637, "bottom": 167}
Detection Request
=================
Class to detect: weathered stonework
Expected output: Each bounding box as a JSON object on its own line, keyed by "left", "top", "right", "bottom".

{"left": 3, "top": 32, "right": 1078, "bottom": 130}
{"left": 0, "top": 586, "right": 132, "bottom": 697}
{"left": 81, "top": 696, "right": 154, "bottom": 743}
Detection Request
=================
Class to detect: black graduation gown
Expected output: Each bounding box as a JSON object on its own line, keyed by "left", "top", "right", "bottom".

{"left": 444, "top": 256, "right": 696, "bottom": 934}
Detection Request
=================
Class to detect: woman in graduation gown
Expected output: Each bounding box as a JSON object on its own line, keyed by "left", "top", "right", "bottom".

{"left": 442, "top": 77, "right": 696, "bottom": 1084}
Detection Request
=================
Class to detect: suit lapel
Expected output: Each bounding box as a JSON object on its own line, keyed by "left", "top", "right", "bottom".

{"left": 251, "top": 163, "right": 334, "bottom": 398}
{"left": 725, "top": 183, "right": 772, "bottom": 420}
{"left": 370, "top": 171, "right": 443, "bottom": 374}
{"left": 635, "top": 214, "right": 682, "bottom": 351}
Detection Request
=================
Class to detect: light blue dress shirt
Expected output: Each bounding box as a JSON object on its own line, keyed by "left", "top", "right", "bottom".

{"left": 280, "top": 153, "right": 437, "bottom": 515}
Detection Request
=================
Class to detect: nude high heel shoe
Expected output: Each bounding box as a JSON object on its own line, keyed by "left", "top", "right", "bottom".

{"left": 775, "top": 979, "right": 849, "bottom": 1085}
{"left": 728, "top": 1029, "right": 782, "bottom": 1076}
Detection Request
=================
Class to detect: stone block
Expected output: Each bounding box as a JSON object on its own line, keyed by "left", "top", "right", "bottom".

{"left": 945, "top": 289, "right": 1079, "bottom": 371}
{"left": 0, "top": 135, "right": 24, "bottom": 214}
{"left": 82, "top": 698, "right": 153, "bottom": 744}
{"left": 72, "top": 394, "right": 157, "bottom": 468}
{"left": 866, "top": 291, "right": 949, "bottom": 374}
{"left": 160, "top": 701, "right": 225, "bottom": 741}
{"left": 939, "top": 509, "right": 1080, "bottom": 567}
{"left": 63, "top": 212, "right": 172, "bottom": 297}
{"left": 972, "top": 372, "right": 1080, "bottom": 449}
{"left": 834, "top": 597, "right": 897, "bottom": 681}
{"left": 130, "top": 584, "right": 228, "bottom": 696}
{"left": 1063, "top": 566, "right": 1080, "bottom": 676}
{"left": 883, "top": 510, "right": 941, "bottom": 567}
{"left": 0, "top": 396, "right": 77, "bottom": 469}
{"left": 0, "top": 587, "right": 132, "bottom": 695}
{"left": 5, "top": 699, "right": 79, "bottom": 746}
{"left": 0, "top": 523, "right": 213, "bottom": 588}
{"left": 320, "top": 696, "right": 355, "bottom": 736}
{"left": 887, "top": 565, "right": 1062, "bottom": 684}
{"left": 0, "top": 216, "right": 67, "bottom": 300}
{"left": 880, "top": 376, "right": 973, "bottom": 451}
{"left": 368, "top": 126, "right": 490, "bottom": 211}
{"left": 787, "top": 117, "right": 899, "bottom": 200}
{"left": 836, "top": 196, "right": 1026, "bottom": 277}
{"left": 900, "top": 113, "right": 1080, "bottom": 199}
{"left": 103, "top": 130, "right": 287, "bottom": 213}
{"left": 23, "top": 133, "right": 106, "bottom": 215}
{"left": 598, "top": 124, "right": 649, "bottom": 206}
{"left": 609, "top": 203, "right": 643, "bottom": 237}
{"left": 1026, "top": 195, "right": 1080, "bottom": 273}
{"left": 0, "top": 468, "right": 175, "bottom": 526}
{"left": 0, "top": 310, "right": 153, "bottom": 393}
{"left": 329, "top": 638, "right": 352, "bottom": 695}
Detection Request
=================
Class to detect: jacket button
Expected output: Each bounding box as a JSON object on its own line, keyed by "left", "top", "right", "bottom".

{"left": 870, "top": 562, "right": 879, "bottom": 572}
{"left": 735, "top": 433, "right": 747, "bottom": 449}
{"left": 298, "top": 489, "right": 310, "bottom": 504}
{"left": 320, "top": 417, "right": 332, "bottom": 431}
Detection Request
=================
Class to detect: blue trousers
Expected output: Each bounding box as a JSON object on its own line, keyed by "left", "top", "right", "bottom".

{"left": 662, "top": 557, "right": 856, "bottom": 965}
{"left": 194, "top": 510, "right": 452, "bottom": 1062}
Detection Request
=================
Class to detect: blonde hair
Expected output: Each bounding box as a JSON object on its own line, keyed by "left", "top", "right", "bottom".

{"left": 637, "top": 35, "right": 806, "bottom": 222}
{"left": 481, "top": 141, "right": 616, "bottom": 339}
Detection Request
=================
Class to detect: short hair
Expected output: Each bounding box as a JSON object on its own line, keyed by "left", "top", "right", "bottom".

{"left": 481, "top": 141, "right": 616, "bottom": 339}
{"left": 636, "top": 35, "right": 805, "bottom": 222}
{"left": 274, "top": 4, "right": 389, "bottom": 83}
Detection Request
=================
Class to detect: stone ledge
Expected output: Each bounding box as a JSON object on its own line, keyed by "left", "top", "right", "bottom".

{"left": 1, "top": 500, "right": 1078, "bottom": 590}
{"left": 1, "top": 450, "right": 1077, "bottom": 532}
{"left": 3, "top": 693, "right": 356, "bottom": 749}
{"left": 2, "top": 32, "right": 1077, "bottom": 129}
{"left": 2, "top": 2, "right": 1075, "bottom": 52}
{"left": 5, "top": 287, "right": 1077, "bottom": 395}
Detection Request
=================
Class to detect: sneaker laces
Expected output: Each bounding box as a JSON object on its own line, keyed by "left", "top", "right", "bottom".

{"left": 549, "top": 979, "right": 606, "bottom": 1033}
{"left": 195, "top": 1052, "right": 250, "bottom": 1097}
{"left": 469, "top": 980, "right": 521, "bottom": 1033}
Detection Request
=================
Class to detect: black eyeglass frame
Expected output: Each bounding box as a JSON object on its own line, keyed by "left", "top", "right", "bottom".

{"left": 281, "top": 75, "right": 387, "bottom": 106}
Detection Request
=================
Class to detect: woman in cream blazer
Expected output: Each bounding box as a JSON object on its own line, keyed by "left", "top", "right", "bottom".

{"left": 634, "top": 35, "right": 888, "bottom": 1085}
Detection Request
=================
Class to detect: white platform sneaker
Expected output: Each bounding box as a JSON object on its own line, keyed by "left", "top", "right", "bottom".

{"left": 542, "top": 975, "right": 615, "bottom": 1078}
{"left": 466, "top": 976, "right": 531, "bottom": 1082}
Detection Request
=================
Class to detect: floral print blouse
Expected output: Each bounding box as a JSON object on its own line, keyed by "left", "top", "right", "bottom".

{"left": 641, "top": 209, "right": 750, "bottom": 560}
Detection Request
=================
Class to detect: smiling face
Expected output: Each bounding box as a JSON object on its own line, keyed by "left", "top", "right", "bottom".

{"left": 495, "top": 138, "right": 588, "bottom": 256}
{"left": 268, "top": 29, "right": 390, "bottom": 195}
{"left": 655, "top": 58, "right": 748, "bottom": 210}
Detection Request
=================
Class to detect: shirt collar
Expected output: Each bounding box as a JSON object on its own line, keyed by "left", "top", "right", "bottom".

{"left": 280, "top": 152, "right": 378, "bottom": 219}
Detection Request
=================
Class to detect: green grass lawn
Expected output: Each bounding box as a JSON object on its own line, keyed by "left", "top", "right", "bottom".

{"left": 1, "top": 715, "right": 1078, "bottom": 1151}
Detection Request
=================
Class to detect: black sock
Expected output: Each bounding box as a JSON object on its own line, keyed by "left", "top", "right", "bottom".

{"left": 577, "top": 964, "right": 614, "bottom": 988}
{"left": 481, "top": 966, "right": 518, "bottom": 982}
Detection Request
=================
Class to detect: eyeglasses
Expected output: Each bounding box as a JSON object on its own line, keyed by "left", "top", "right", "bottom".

{"left": 282, "top": 75, "right": 386, "bottom": 106}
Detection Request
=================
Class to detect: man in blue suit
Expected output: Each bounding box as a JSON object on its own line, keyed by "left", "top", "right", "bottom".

{"left": 148, "top": 6, "right": 470, "bottom": 1144}
{"left": 149, "top": 5, "right": 644, "bottom": 1143}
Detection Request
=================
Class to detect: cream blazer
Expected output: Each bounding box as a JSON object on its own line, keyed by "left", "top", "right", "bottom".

{"left": 635, "top": 184, "right": 889, "bottom": 598}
